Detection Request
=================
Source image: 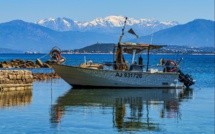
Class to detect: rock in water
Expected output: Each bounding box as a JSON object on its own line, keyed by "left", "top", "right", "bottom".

{"left": 36, "top": 59, "right": 43, "bottom": 67}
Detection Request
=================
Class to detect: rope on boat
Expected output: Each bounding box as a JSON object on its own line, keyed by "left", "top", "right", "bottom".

{"left": 194, "top": 84, "right": 201, "bottom": 90}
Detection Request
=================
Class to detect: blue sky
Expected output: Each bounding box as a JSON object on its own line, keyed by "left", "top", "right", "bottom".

{"left": 0, "top": 0, "right": 214, "bottom": 23}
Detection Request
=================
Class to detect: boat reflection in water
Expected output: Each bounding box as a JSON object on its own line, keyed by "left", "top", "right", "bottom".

{"left": 0, "top": 90, "right": 32, "bottom": 108}
{"left": 50, "top": 88, "right": 193, "bottom": 132}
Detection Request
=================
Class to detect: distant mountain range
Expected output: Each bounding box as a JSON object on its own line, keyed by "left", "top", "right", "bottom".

{"left": 130, "top": 19, "right": 215, "bottom": 46}
{"left": 36, "top": 16, "right": 179, "bottom": 36}
{"left": 0, "top": 20, "right": 118, "bottom": 52}
{"left": 0, "top": 16, "right": 214, "bottom": 53}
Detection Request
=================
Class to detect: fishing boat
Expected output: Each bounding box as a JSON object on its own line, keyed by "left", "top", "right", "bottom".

{"left": 49, "top": 17, "right": 194, "bottom": 89}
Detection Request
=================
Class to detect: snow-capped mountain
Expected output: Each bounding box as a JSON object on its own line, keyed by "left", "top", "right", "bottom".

{"left": 36, "top": 16, "right": 179, "bottom": 36}
{"left": 37, "top": 17, "right": 80, "bottom": 31}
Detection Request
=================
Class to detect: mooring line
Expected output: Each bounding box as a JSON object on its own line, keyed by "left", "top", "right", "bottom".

{"left": 37, "top": 53, "right": 50, "bottom": 60}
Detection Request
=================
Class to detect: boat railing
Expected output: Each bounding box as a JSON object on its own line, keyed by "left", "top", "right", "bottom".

{"left": 102, "top": 62, "right": 167, "bottom": 72}
{"left": 107, "top": 63, "right": 179, "bottom": 72}
{"left": 63, "top": 58, "right": 178, "bottom": 72}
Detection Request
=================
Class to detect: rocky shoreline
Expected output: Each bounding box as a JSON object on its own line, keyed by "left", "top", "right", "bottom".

{"left": 33, "top": 72, "right": 60, "bottom": 81}
{"left": 0, "top": 59, "right": 51, "bottom": 68}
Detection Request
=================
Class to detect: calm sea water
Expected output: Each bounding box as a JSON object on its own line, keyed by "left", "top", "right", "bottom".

{"left": 0, "top": 54, "right": 214, "bottom": 133}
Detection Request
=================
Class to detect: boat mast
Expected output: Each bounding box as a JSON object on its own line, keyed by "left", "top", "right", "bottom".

{"left": 118, "top": 17, "right": 127, "bottom": 44}
{"left": 115, "top": 17, "right": 128, "bottom": 70}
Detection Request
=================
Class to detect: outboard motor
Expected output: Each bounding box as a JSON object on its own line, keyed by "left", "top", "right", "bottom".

{"left": 178, "top": 70, "right": 195, "bottom": 88}
{"left": 160, "top": 58, "right": 195, "bottom": 88}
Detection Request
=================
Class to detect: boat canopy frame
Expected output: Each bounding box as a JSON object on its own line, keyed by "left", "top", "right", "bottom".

{"left": 113, "top": 43, "right": 166, "bottom": 71}
{"left": 115, "top": 43, "right": 166, "bottom": 54}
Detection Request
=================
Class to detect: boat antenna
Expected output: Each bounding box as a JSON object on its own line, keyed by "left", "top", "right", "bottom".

{"left": 118, "top": 17, "right": 127, "bottom": 45}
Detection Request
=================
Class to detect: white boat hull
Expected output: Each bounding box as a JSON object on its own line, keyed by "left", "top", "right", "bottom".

{"left": 52, "top": 64, "right": 180, "bottom": 88}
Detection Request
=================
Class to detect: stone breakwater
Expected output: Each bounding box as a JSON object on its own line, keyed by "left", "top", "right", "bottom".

{"left": 0, "top": 70, "right": 60, "bottom": 91}
{"left": 0, "top": 59, "right": 61, "bottom": 91}
{"left": 0, "top": 70, "right": 33, "bottom": 91}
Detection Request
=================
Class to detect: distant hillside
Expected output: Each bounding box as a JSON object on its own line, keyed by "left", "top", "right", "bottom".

{"left": 130, "top": 19, "right": 215, "bottom": 47}
{"left": 74, "top": 43, "right": 214, "bottom": 54}
{"left": 0, "top": 48, "right": 22, "bottom": 53}
{"left": 74, "top": 43, "right": 115, "bottom": 53}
